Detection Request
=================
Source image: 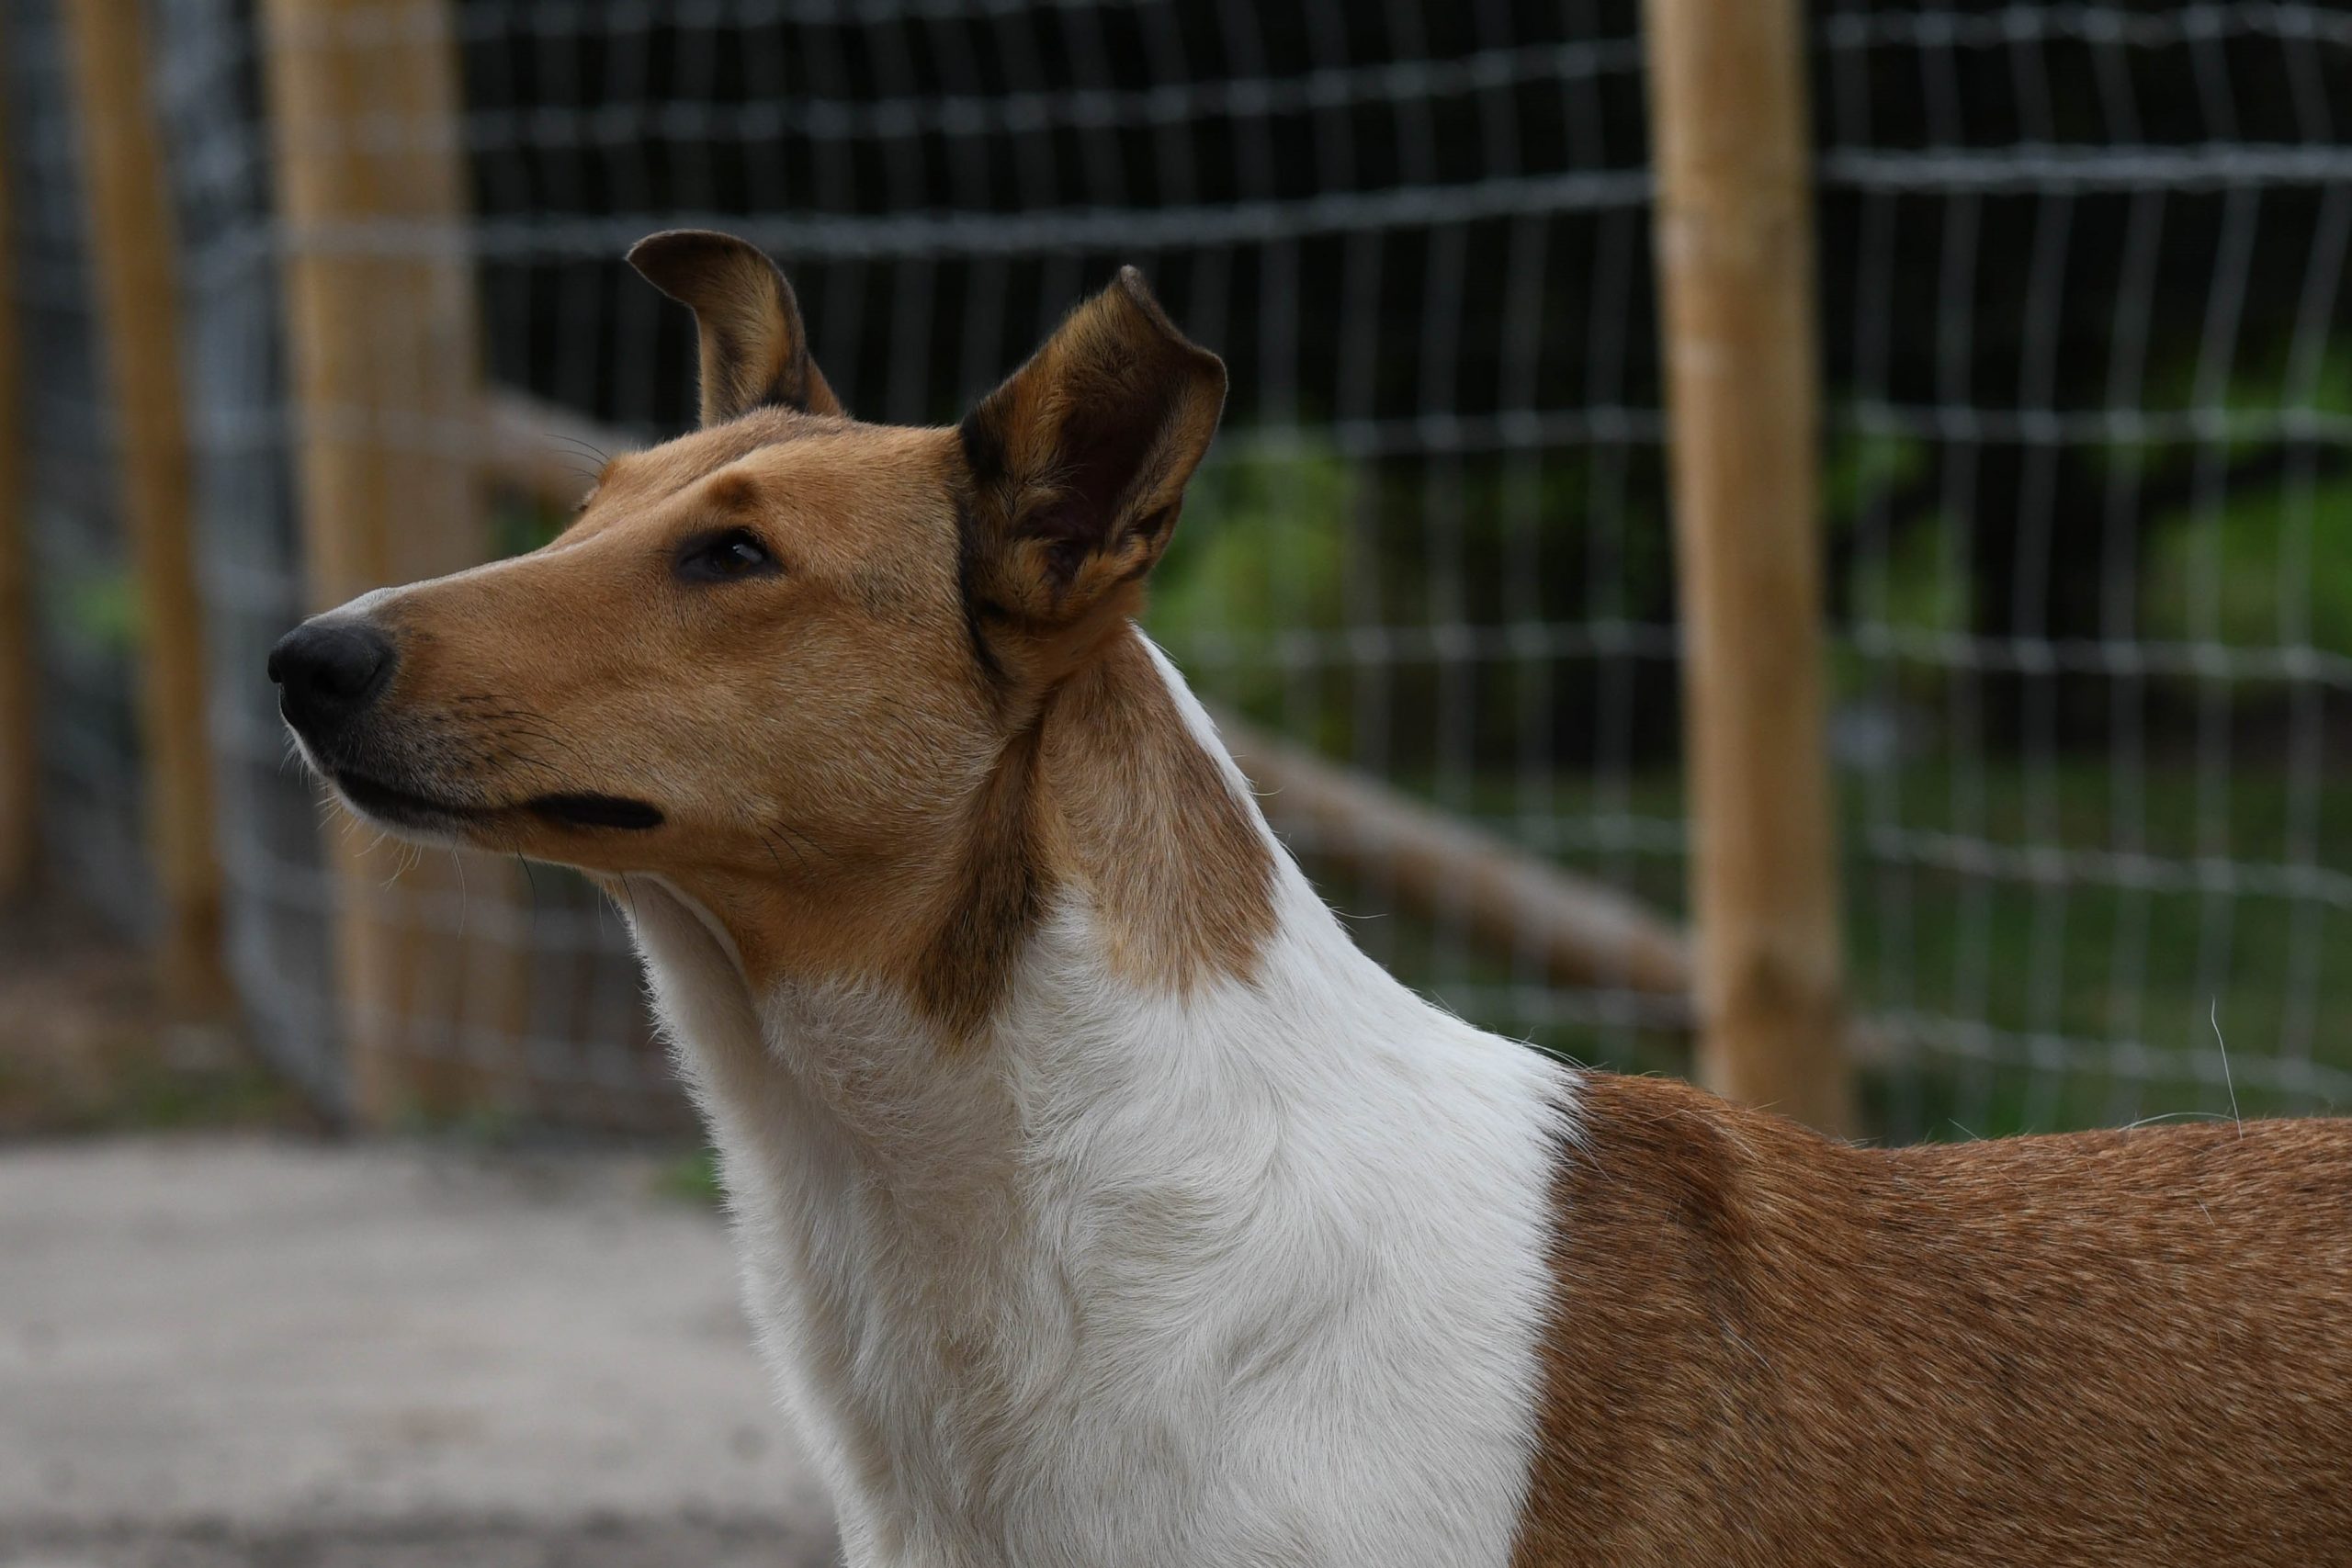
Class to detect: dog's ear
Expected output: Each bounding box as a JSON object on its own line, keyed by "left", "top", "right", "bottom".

{"left": 958, "top": 267, "right": 1225, "bottom": 665}
{"left": 627, "top": 230, "right": 843, "bottom": 425}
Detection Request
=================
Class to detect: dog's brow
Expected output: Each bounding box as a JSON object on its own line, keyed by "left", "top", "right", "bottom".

{"left": 707, "top": 471, "right": 762, "bottom": 513}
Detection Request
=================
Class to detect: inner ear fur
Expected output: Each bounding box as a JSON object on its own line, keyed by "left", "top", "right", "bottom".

{"left": 628, "top": 230, "right": 844, "bottom": 425}
{"left": 959, "top": 266, "right": 1226, "bottom": 658}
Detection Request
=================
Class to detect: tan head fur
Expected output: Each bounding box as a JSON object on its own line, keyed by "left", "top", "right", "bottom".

{"left": 270, "top": 232, "right": 1273, "bottom": 1034}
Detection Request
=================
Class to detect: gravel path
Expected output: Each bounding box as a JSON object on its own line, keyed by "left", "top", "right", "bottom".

{"left": 0, "top": 1137, "right": 836, "bottom": 1567}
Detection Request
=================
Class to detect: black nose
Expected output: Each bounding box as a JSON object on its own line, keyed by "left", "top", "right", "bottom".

{"left": 268, "top": 618, "right": 394, "bottom": 731}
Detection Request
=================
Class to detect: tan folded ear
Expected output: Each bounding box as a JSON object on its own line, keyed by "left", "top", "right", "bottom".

{"left": 958, "top": 266, "right": 1226, "bottom": 671}
{"left": 627, "top": 230, "right": 844, "bottom": 425}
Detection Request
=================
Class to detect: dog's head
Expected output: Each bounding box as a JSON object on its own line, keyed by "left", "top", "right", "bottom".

{"left": 271, "top": 231, "right": 1232, "bottom": 990}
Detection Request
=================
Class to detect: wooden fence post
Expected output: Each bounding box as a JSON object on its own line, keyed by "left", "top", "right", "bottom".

{"left": 0, "top": 12, "right": 34, "bottom": 902}
{"left": 61, "top": 0, "right": 230, "bottom": 1014}
{"left": 1644, "top": 0, "right": 1854, "bottom": 1134}
{"left": 260, "top": 0, "right": 527, "bottom": 1123}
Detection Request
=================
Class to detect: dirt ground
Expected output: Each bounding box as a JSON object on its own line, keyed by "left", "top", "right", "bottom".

{"left": 0, "top": 904, "right": 305, "bottom": 1140}
{"left": 0, "top": 1517, "right": 809, "bottom": 1567}
{"left": 0, "top": 909, "right": 838, "bottom": 1568}
{"left": 0, "top": 1137, "right": 839, "bottom": 1568}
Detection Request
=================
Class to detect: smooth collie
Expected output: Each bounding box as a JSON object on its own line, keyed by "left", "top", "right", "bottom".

{"left": 273, "top": 231, "right": 2352, "bottom": 1566}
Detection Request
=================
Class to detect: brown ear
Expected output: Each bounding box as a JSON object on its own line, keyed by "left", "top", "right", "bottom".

{"left": 627, "top": 230, "right": 843, "bottom": 425}
{"left": 958, "top": 266, "right": 1225, "bottom": 660}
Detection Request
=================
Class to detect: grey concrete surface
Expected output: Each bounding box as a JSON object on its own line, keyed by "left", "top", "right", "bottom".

{"left": 0, "top": 1138, "right": 836, "bottom": 1566}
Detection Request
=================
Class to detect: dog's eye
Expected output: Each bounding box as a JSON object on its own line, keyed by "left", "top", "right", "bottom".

{"left": 676, "top": 528, "right": 778, "bottom": 583}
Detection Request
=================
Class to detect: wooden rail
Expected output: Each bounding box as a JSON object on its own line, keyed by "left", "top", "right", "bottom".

{"left": 1645, "top": 0, "right": 1854, "bottom": 1133}
{"left": 61, "top": 0, "right": 229, "bottom": 1015}
{"left": 1212, "top": 714, "right": 1691, "bottom": 1006}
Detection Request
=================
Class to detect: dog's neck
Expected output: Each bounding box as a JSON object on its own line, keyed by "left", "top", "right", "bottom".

{"left": 617, "top": 637, "right": 1566, "bottom": 1565}
{"left": 617, "top": 625, "right": 1311, "bottom": 1266}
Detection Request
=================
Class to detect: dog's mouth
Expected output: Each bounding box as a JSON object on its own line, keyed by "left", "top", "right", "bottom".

{"left": 332, "top": 769, "right": 488, "bottom": 830}
{"left": 331, "top": 771, "right": 663, "bottom": 834}
{"left": 525, "top": 793, "right": 666, "bottom": 831}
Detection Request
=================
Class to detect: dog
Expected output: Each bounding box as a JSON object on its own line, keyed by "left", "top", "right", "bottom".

{"left": 272, "top": 230, "right": 2352, "bottom": 1567}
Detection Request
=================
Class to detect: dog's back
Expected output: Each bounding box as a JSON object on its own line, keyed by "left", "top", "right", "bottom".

{"left": 1519, "top": 1072, "right": 2352, "bottom": 1567}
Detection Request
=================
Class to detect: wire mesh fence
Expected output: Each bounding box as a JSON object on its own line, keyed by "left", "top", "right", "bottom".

{"left": 6, "top": 0, "right": 2351, "bottom": 1139}
{"left": 1821, "top": 3, "right": 2352, "bottom": 1134}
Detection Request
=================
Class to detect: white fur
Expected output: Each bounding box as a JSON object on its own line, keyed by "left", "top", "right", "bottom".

{"left": 624, "top": 644, "right": 1574, "bottom": 1568}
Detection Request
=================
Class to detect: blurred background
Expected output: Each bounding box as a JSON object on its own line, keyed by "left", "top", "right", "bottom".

{"left": 4, "top": 0, "right": 2350, "bottom": 1560}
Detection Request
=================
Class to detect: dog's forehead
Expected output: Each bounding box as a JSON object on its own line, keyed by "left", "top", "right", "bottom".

{"left": 594, "top": 408, "right": 833, "bottom": 504}
{"left": 568, "top": 415, "right": 962, "bottom": 576}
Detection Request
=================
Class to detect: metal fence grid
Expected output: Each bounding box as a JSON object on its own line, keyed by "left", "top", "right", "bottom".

{"left": 1821, "top": 3, "right": 2352, "bottom": 1134}
{"left": 7, "top": 0, "right": 2351, "bottom": 1140}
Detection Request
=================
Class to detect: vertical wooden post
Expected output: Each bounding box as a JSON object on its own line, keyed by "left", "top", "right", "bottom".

{"left": 61, "top": 0, "right": 230, "bottom": 1013}
{"left": 1645, "top": 0, "right": 1853, "bottom": 1134}
{"left": 261, "top": 0, "right": 526, "bottom": 1122}
{"left": 0, "top": 13, "right": 36, "bottom": 901}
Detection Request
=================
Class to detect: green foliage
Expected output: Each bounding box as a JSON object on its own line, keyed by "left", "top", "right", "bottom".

{"left": 2124, "top": 346, "right": 2352, "bottom": 655}
{"left": 1825, "top": 424, "right": 1963, "bottom": 705}
{"left": 492, "top": 495, "right": 571, "bottom": 559}
{"left": 1154, "top": 434, "right": 1692, "bottom": 768}
{"left": 658, "top": 1145, "right": 725, "bottom": 1206}
{"left": 1839, "top": 752, "right": 2352, "bottom": 1135}
{"left": 60, "top": 568, "right": 139, "bottom": 654}
{"left": 2134, "top": 349, "right": 2352, "bottom": 472}
{"left": 1858, "top": 513, "right": 1968, "bottom": 637}
{"left": 1148, "top": 434, "right": 1353, "bottom": 738}
{"left": 2143, "top": 475, "right": 2352, "bottom": 654}
{"left": 1383, "top": 754, "right": 2352, "bottom": 1139}
{"left": 1823, "top": 426, "right": 1928, "bottom": 538}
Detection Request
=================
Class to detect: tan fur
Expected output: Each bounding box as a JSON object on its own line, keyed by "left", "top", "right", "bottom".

{"left": 1515, "top": 1072, "right": 2352, "bottom": 1567}
{"left": 1035, "top": 632, "right": 1275, "bottom": 990}
{"left": 328, "top": 244, "right": 1270, "bottom": 1041}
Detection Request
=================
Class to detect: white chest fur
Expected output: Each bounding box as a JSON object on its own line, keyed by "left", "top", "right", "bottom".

{"left": 621, "top": 684, "right": 1571, "bottom": 1568}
